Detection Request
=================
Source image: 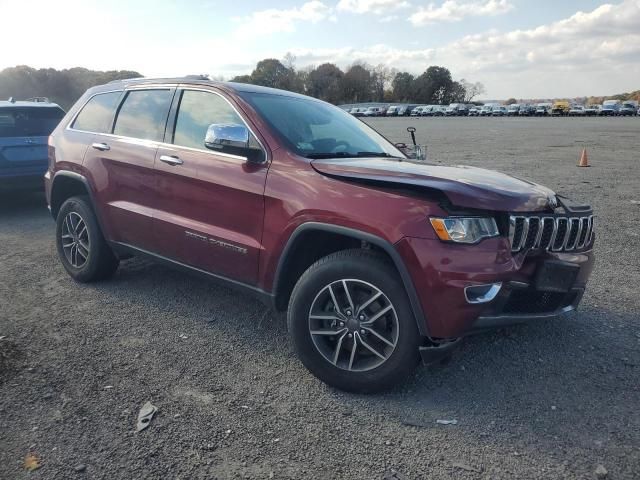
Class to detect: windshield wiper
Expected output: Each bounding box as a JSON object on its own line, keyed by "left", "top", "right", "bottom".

{"left": 355, "top": 151, "right": 393, "bottom": 158}
{"left": 305, "top": 151, "right": 394, "bottom": 159}
{"left": 305, "top": 152, "right": 351, "bottom": 159}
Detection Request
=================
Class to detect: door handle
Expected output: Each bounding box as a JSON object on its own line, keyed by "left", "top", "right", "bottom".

{"left": 159, "top": 155, "right": 183, "bottom": 166}
{"left": 91, "top": 142, "right": 110, "bottom": 151}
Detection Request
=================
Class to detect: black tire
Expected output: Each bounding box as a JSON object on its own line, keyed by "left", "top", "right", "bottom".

{"left": 288, "top": 249, "right": 421, "bottom": 393}
{"left": 55, "top": 195, "right": 119, "bottom": 282}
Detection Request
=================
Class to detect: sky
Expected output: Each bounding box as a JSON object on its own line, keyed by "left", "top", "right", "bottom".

{"left": 1, "top": 0, "right": 639, "bottom": 99}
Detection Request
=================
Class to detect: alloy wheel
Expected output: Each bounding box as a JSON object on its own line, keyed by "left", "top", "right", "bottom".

{"left": 61, "top": 212, "right": 90, "bottom": 268}
{"left": 308, "top": 279, "right": 399, "bottom": 372}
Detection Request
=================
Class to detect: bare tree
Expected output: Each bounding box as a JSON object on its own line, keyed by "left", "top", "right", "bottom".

{"left": 372, "top": 64, "right": 395, "bottom": 102}
{"left": 460, "top": 79, "right": 486, "bottom": 102}
{"left": 282, "top": 52, "right": 297, "bottom": 70}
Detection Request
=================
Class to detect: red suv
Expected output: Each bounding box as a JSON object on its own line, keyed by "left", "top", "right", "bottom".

{"left": 45, "top": 78, "right": 595, "bottom": 392}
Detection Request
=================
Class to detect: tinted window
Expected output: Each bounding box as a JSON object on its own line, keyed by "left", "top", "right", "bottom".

{"left": 0, "top": 106, "right": 65, "bottom": 137}
{"left": 173, "top": 90, "right": 244, "bottom": 150}
{"left": 113, "top": 89, "right": 173, "bottom": 142}
{"left": 72, "top": 92, "right": 120, "bottom": 133}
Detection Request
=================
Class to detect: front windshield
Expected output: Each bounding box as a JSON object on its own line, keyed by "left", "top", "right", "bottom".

{"left": 239, "top": 92, "right": 404, "bottom": 159}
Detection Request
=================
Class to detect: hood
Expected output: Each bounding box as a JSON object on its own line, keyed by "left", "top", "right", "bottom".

{"left": 311, "top": 158, "right": 556, "bottom": 212}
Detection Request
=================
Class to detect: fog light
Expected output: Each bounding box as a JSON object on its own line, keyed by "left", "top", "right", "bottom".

{"left": 464, "top": 283, "right": 502, "bottom": 304}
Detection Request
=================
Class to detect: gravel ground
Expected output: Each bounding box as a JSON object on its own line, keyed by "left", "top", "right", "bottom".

{"left": 1, "top": 117, "right": 639, "bottom": 479}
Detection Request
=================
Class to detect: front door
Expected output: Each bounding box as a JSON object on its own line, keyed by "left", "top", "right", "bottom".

{"left": 153, "top": 88, "right": 269, "bottom": 285}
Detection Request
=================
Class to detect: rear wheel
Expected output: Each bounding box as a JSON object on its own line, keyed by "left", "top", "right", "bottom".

{"left": 288, "top": 249, "right": 421, "bottom": 393}
{"left": 56, "top": 196, "right": 119, "bottom": 282}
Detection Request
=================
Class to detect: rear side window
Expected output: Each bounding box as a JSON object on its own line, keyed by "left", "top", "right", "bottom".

{"left": 0, "top": 106, "right": 65, "bottom": 137}
{"left": 173, "top": 90, "right": 244, "bottom": 150}
{"left": 72, "top": 91, "right": 121, "bottom": 133}
{"left": 113, "top": 89, "right": 173, "bottom": 142}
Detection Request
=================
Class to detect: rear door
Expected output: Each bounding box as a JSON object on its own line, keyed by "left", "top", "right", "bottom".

{"left": 153, "top": 87, "right": 269, "bottom": 285}
{"left": 81, "top": 87, "right": 175, "bottom": 251}
{"left": 0, "top": 106, "right": 64, "bottom": 179}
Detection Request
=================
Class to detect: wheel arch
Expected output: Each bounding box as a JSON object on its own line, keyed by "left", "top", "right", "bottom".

{"left": 272, "top": 222, "right": 430, "bottom": 337}
{"left": 49, "top": 171, "right": 110, "bottom": 241}
{"left": 50, "top": 171, "right": 93, "bottom": 219}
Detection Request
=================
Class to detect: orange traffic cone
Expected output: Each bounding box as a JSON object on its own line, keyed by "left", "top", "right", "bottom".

{"left": 578, "top": 148, "right": 590, "bottom": 167}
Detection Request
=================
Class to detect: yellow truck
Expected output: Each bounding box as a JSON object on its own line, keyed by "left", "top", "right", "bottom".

{"left": 551, "top": 100, "right": 571, "bottom": 116}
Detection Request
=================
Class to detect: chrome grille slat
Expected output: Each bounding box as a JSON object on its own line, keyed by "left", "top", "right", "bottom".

{"left": 518, "top": 217, "right": 529, "bottom": 251}
{"left": 547, "top": 217, "right": 558, "bottom": 250}
{"left": 567, "top": 218, "right": 581, "bottom": 250}
{"left": 577, "top": 216, "right": 590, "bottom": 249}
{"left": 552, "top": 218, "right": 568, "bottom": 251}
{"left": 509, "top": 213, "right": 594, "bottom": 254}
{"left": 533, "top": 219, "right": 544, "bottom": 248}
{"left": 566, "top": 218, "right": 575, "bottom": 249}
{"left": 562, "top": 218, "right": 576, "bottom": 250}
{"left": 524, "top": 217, "right": 540, "bottom": 250}
{"left": 538, "top": 217, "right": 555, "bottom": 249}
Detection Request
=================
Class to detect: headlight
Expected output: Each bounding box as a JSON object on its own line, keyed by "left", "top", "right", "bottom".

{"left": 429, "top": 217, "right": 499, "bottom": 244}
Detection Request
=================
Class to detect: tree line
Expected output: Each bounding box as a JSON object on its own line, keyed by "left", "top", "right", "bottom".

{"left": 231, "top": 55, "right": 486, "bottom": 106}
{"left": 0, "top": 66, "right": 142, "bottom": 109}
{"left": 0, "top": 61, "right": 484, "bottom": 110}
{"left": 2, "top": 63, "right": 638, "bottom": 111}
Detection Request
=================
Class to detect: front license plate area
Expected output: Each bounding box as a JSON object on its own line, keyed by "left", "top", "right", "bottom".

{"left": 535, "top": 261, "right": 579, "bottom": 293}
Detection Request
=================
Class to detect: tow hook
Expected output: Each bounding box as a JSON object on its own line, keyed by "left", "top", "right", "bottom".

{"left": 418, "top": 338, "right": 462, "bottom": 365}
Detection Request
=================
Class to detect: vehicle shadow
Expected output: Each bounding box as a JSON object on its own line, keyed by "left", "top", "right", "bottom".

{"left": 0, "top": 191, "right": 48, "bottom": 218}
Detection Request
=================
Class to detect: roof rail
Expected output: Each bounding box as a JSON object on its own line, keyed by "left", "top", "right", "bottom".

{"left": 26, "top": 96, "right": 50, "bottom": 103}
{"left": 107, "top": 74, "right": 210, "bottom": 84}
{"left": 107, "top": 76, "right": 145, "bottom": 84}
{"left": 184, "top": 74, "right": 210, "bottom": 80}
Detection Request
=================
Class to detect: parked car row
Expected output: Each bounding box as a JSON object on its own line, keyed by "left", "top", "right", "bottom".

{"left": 344, "top": 100, "right": 640, "bottom": 118}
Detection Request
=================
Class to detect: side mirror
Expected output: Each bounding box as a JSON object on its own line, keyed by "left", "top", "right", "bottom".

{"left": 204, "top": 124, "right": 249, "bottom": 150}
{"left": 204, "top": 123, "right": 265, "bottom": 163}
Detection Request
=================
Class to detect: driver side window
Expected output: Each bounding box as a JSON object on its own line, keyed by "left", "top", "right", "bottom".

{"left": 173, "top": 90, "right": 249, "bottom": 150}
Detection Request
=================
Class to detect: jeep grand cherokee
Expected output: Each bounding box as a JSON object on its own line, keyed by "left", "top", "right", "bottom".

{"left": 45, "top": 78, "right": 595, "bottom": 392}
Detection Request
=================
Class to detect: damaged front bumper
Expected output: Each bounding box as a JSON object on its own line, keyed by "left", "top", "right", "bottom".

{"left": 395, "top": 236, "right": 595, "bottom": 340}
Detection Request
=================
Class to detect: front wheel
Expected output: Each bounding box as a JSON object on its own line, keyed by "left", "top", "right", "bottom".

{"left": 288, "top": 249, "right": 421, "bottom": 393}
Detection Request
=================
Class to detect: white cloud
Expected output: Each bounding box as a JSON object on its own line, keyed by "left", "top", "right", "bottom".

{"left": 290, "top": 44, "right": 436, "bottom": 68}
{"left": 337, "top": 0, "right": 411, "bottom": 15}
{"left": 234, "top": 1, "right": 332, "bottom": 37}
{"left": 271, "top": 0, "right": 640, "bottom": 97}
{"left": 2, "top": 0, "right": 639, "bottom": 99}
{"left": 410, "top": 0, "right": 513, "bottom": 25}
{"left": 442, "top": 0, "right": 640, "bottom": 72}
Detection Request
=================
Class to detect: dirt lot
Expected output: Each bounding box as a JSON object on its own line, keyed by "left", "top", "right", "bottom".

{"left": 1, "top": 117, "right": 639, "bottom": 479}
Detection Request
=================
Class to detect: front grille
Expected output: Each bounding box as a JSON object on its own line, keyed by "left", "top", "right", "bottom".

{"left": 509, "top": 214, "right": 593, "bottom": 253}
{"left": 503, "top": 290, "right": 577, "bottom": 314}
